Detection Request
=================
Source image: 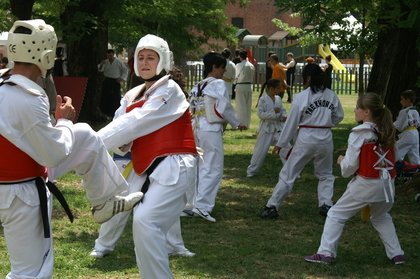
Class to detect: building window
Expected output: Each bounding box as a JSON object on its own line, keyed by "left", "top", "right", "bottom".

{"left": 231, "top": 17, "right": 244, "bottom": 28}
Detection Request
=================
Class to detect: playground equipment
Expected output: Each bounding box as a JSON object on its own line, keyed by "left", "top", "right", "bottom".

{"left": 318, "top": 44, "right": 346, "bottom": 72}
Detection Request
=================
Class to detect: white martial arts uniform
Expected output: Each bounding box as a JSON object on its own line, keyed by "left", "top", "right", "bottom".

{"left": 316, "top": 122, "right": 404, "bottom": 259}
{"left": 223, "top": 59, "right": 236, "bottom": 100}
{"left": 93, "top": 156, "right": 193, "bottom": 257}
{"left": 394, "top": 106, "right": 420, "bottom": 164}
{"left": 234, "top": 59, "right": 255, "bottom": 127}
{"left": 98, "top": 75, "right": 197, "bottom": 279}
{"left": 266, "top": 87, "right": 344, "bottom": 209}
{"left": 190, "top": 77, "right": 241, "bottom": 213}
{"left": 0, "top": 74, "right": 128, "bottom": 279}
{"left": 247, "top": 93, "right": 289, "bottom": 177}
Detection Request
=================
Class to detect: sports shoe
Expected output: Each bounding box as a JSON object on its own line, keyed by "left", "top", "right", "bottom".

{"left": 392, "top": 255, "right": 405, "bottom": 265}
{"left": 92, "top": 192, "right": 144, "bottom": 224}
{"left": 180, "top": 209, "right": 195, "bottom": 217}
{"left": 319, "top": 204, "right": 332, "bottom": 217}
{"left": 415, "top": 193, "right": 420, "bottom": 203}
{"left": 246, "top": 173, "right": 254, "bottom": 178}
{"left": 169, "top": 249, "right": 196, "bottom": 257}
{"left": 192, "top": 208, "right": 216, "bottom": 222}
{"left": 260, "top": 206, "right": 279, "bottom": 219}
{"left": 89, "top": 249, "right": 111, "bottom": 258}
{"left": 304, "top": 253, "right": 334, "bottom": 264}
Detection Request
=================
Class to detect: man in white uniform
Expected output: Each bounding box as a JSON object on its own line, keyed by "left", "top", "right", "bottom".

{"left": 234, "top": 50, "right": 255, "bottom": 127}
{"left": 0, "top": 19, "right": 142, "bottom": 279}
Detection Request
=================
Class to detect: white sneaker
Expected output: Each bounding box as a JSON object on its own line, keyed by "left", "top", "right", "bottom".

{"left": 89, "top": 249, "right": 111, "bottom": 258}
{"left": 192, "top": 208, "right": 216, "bottom": 222}
{"left": 92, "top": 192, "right": 143, "bottom": 223}
{"left": 180, "top": 209, "right": 195, "bottom": 217}
{"left": 169, "top": 249, "right": 196, "bottom": 257}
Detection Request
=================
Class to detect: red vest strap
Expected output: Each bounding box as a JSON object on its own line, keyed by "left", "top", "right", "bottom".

{"left": 126, "top": 99, "right": 197, "bottom": 175}
{"left": 0, "top": 135, "right": 47, "bottom": 181}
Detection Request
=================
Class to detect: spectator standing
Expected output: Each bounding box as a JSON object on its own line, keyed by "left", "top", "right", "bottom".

{"left": 234, "top": 50, "right": 255, "bottom": 127}
{"left": 269, "top": 54, "right": 287, "bottom": 98}
{"left": 322, "top": 55, "right": 333, "bottom": 89}
{"left": 281, "top": 52, "right": 296, "bottom": 103}
{"left": 221, "top": 48, "right": 236, "bottom": 100}
{"left": 98, "top": 49, "right": 128, "bottom": 118}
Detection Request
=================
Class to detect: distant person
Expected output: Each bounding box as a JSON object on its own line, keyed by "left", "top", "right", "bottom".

{"left": 280, "top": 52, "right": 296, "bottom": 103}
{"left": 234, "top": 50, "right": 255, "bottom": 127}
{"left": 394, "top": 89, "right": 420, "bottom": 164}
{"left": 221, "top": 48, "right": 236, "bottom": 100}
{"left": 53, "top": 46, "right": 67, "bottom": 76}
{"left": 257, "top": 51, "right": 275, "bottom": 106}
{"left": 322, "top": 55, "right": 333, "bottom": 89}
{"left": 269, "top": 54, "right": 287, "bottom": 98}
{"left": 98, "top": 49, "right": 128, "bottom": 118}
{"left": 231, "top": 49, "right": 242, "bottom": 99}
{"left": 305, "top": 93, "right": 405, "bottom": 265}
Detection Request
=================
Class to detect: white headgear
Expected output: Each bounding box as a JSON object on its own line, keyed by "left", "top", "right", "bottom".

{"left": 134, "top": 34, "right": 173, "bottom": 77}
{"left": 7, "top": 19, "right": 57, "bottom": 78}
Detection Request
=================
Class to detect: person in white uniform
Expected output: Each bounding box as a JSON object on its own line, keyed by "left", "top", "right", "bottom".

{"left": 0, "top": 19, "right": 142, "bottom": 279}
{"left": 234, "top": 50, "right": 255, "bottom": 128}
{"left": 261, "top": 64, "right": 344, "bottom": 219}
{"left": 90, "top": 67, "right": 196, "bottom": 260}
{"left": 221, "top": 48, "right": 236, "bottom": 100}
{"left": 97, "top": 34, "right": 198, "bottom": 279}
{"left": 247, "top": 79, "right": 290, "bottom": 177}
{"left": 187, "top": 52, "right": 246, "bottom": 223}
{"left": 393, "top": 89, "right": 420, "bottom": 164}
{"left": 305, "top": 92, "right": 405, "bottom": 265}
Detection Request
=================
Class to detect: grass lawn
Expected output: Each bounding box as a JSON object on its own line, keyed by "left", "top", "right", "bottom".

{"left": 1, "top": 93, "right": 419, "bottom": 278}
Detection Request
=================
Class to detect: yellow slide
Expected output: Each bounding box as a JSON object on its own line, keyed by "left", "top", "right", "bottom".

{"left": 318, "top": 44, "right": 346, "bottom": 72}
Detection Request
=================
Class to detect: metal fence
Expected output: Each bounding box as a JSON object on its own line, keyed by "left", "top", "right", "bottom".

{"left": 181, "top": 63, "right": 372, "bottom": 95}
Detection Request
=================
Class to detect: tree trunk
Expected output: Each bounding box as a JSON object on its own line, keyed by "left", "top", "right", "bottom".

{"left": 358, "top": 52, "right": 365, "bottom": 96}
{"left": 10, "top": 0, "right": 34, "bottom": 20}
{"left": 367, "top": 28, "right": 419, "bottom": 118}
{"left": 60, "top": 1, "right": 108, "bottom": 123}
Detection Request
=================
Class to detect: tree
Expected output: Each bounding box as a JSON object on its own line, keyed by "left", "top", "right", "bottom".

{"left": 4, "top": 0, "right": 247, "bottom": 122}
{"left": 273, "top": 0, "right": 419, "bottom": 115}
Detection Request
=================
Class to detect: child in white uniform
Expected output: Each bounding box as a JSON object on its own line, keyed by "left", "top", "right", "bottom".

{"left": 188, "top": 52, "right": 246, "bottom": 223}
{"left": 261, "top": 64, "right": 344, "bottom": 219}
{"left": 247, "top": 79, "right": 289, "bottom": 177}
{"left": 305, "top": 92, "right": 405, "bottom": 265}
{"left": 394, "top": 89, "right": 420, "bottom": 164}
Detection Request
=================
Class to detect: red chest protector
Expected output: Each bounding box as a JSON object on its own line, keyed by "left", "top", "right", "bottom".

{"left": 357, "top": 141, "right": 396, "bottom": 178}
{"left": 0, "top": 135, "right": 47, "bottom": 181}
{"left": 126, "top": 99, "right": 197, "bottom": 175}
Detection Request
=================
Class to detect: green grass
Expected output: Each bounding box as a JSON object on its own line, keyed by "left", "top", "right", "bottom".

{"left": 1, "top": 93, "right": 419, "bottom": 278}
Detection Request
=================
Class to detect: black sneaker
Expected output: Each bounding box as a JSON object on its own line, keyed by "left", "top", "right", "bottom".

{"left": 319, "top": 204, "right": 332, "bottom": 217}
{"left": 260, "top": 206, "right": 279, "bottom": 219}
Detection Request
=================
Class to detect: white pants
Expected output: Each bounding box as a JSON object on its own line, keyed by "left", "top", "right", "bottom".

{"left": 317, "top": 188, "right": 404, "bottom": 259}
{"left": 235, "top": 84, "right": 253, "bottom": 127}
{"left": 195, "top": 130, "right": 224, "bottom": 213}
{"left": 247, "top": 131, "right": 289, "bottom": 176}
{"left": 267, "top": 140, "right": 334, "bottom": 208}
{"left": 132, "top": 155, "right": 196, "bottom": 279}
{"left": 1, "top": 123, "right": 128, "bottom": 279}
{"left": 94, "top": 159, "right": 190, "bottom": 254}
{"left": 396, "top": 131, "right": 420, "bottom": 164}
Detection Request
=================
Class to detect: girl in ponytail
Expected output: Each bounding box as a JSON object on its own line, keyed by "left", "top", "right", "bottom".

{"left": 305, "top": 92, "right": 405, "bottom": 266}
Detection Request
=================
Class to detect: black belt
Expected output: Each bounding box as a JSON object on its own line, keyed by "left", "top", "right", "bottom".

{"left": 0, "top": 178, "right": 74, "bottom": 238}
{"left": 236, "top": 82, "right": 251, "bottom": 84}
{"left": 141, "top": 156, "right": 166, "bottom": 195}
